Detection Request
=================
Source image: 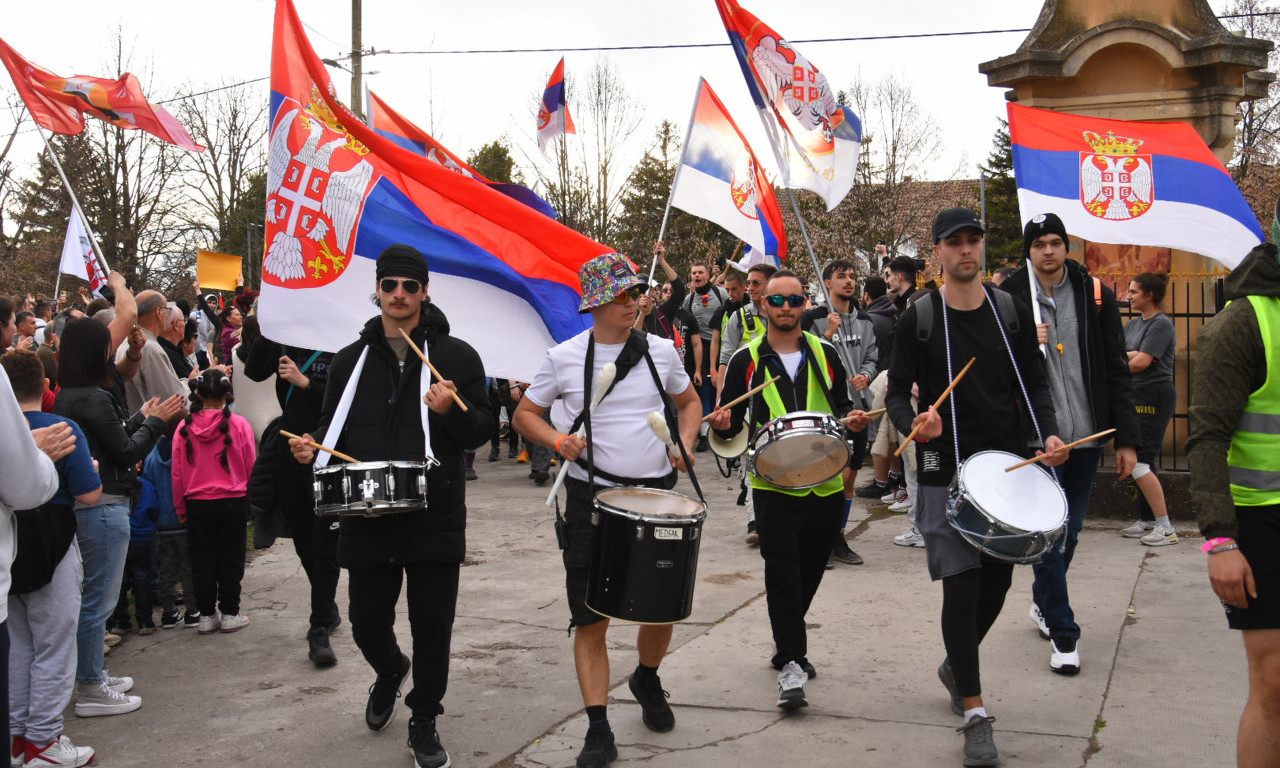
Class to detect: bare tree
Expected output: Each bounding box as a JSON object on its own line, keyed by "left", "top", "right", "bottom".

{"left": 1223, "top": 0, "right": 1280, "bottom": 232}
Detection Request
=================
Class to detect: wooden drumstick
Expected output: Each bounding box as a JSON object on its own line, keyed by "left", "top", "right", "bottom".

{"left": 701, "top": 375, "right": 782, "bottom": 423}
{"left": 893, "top": 357, "right": 976, "bottom": 458}
{"left": 545, "top": 361, "right": 618, "bottom": 506}
{"left": 1003, "top": 429, "right": 1117, "bottom": 473}
{"left": 398, "top": 328, "right": 469, "bottom": 412}
{"left": 280, "top": 430, "right": 359, "bottom": 464}
{"left": 844, "top": 408, "right": 886, "bottom": 424}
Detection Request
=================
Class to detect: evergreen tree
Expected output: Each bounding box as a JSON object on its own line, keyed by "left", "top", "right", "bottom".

{"left": 467, "top": 140, "right": 518, "bottom": 184}
{"left": 978, "top": 119, "right": 1021, "bottom": 269}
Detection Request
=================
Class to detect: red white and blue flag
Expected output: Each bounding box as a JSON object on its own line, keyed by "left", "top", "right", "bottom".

{"left": 260, "top": 0, "right": 608, "bottom": 380}
{"left": 1009, "top": 103, "right": 1263, "bottom": 269}
{"left": 670, "top": 78, "right": 786, "bottom": 264}
{"left": 58, "top": 204, "right": 107, "bottom": 296}
{"left": 714, "top": 0, "right": 861, "bottom": 212}
{"left": 366, "top": 89, "right": 556, "bottom": 219}
{"left": 537, "top": 57, "right": 576, "bottom": 155}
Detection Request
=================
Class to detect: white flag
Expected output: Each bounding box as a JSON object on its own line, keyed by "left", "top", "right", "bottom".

{"left": 59, "top": 206, "right": 107, "bottom": 296}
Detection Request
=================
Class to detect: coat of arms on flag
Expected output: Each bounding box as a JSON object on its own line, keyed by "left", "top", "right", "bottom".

{"left": 1080, "top": 130, "right": 1153, "bottom": 221}
{"left": 263, "top": 88, "right": 376, "bottom": 286}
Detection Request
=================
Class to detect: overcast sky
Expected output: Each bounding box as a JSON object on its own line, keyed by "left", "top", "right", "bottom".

{"left": 0, "top": 0, "right": 1244, "bottom": 198}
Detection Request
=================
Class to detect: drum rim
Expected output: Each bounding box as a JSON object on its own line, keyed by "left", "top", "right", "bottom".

{"left": 593, "top": 486, "right": 707, "bottom": 523}
{"left": 956, "top": 450, "right": 1068, "bottom": 530}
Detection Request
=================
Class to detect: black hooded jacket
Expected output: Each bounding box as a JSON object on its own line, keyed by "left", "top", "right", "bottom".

{"left": 313, "top": 301, "right": 492, "bottom": 567}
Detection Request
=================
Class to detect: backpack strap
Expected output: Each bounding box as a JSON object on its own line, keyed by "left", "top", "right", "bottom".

{"left": 916, "top": 288, "right": 1019, "bottom": 343}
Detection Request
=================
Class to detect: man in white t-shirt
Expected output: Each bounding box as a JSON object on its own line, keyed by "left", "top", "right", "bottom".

{"left": 513, "top": 253, "right": 701, "bottom": 768}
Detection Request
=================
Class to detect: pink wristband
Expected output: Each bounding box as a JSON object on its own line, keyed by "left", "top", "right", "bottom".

{"left": 1201, "top": 537, "right": 1234, "bottom": 553}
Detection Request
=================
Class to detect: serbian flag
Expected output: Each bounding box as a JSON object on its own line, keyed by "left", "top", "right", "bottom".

{"left": 669, "top": 78, "right": 786, "bottom": 263}
{"left": 537, "top": 58, "right": 576, "bottom": 155}
{"left": 59, "top": 205, "right": 108, "bottom": 296}
{"left": 714, "top": 0, "right": 861, "bottom": 211}
{"left": 261, "top": 0, "right": 609, "bottom": 380}
{"left": 366, "top": 90, "right": 556, "bottom": 219}
{"left": 1009, "top": 103, "right": 1262, "bottom": 269}
{"left": 0, "top": 36, "right": 202, "bottom": 152}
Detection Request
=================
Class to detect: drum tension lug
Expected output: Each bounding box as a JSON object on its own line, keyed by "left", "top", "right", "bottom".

{"left": 635, "top": 524, "right": 644, "bottom": 542}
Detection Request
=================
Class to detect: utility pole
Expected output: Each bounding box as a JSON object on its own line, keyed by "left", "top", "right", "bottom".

{"left": 350, "top": 0, "right": 363, "bottom": 121}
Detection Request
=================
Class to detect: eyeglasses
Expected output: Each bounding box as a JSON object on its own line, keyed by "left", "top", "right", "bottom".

{"left": 746, "top": 279, "right": 766, "bottom": 287}
{"left": 612, "top": 285, "right": 645, "bottom": 304}
{"left": 380, "top": 278, "right": 423, "bottom": 295}
{"left": 765, "top": 294, "right": 806, "bottom": 308}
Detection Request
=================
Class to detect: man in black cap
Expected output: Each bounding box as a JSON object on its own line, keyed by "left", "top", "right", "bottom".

{"left": 997, "top": 213, "right": 1137, "bottom": 677}
{"left": 288, "top": 243, "right": 492, "bottom": 768}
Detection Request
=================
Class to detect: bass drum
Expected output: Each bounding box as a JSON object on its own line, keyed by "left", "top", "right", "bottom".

{"left": 586, "top": 487, "right": 707, "bottom": 624}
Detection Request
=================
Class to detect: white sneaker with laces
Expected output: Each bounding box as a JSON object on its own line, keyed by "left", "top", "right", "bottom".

{"left": 1120, "top": 520, "right": 1155, "bottom": 538}
{"left": 776, "top": 661, "right": 808, "bottom": 709}
{"left": 220, "top": 614, "right": 249, "bottom": 633}
{"left": 894, "top": 526, "right": 925, "bottom": 548}
{"left": 1140, "top": 527, "right": 1179, "bottom": 547}
{"left": 888, "top": 492, "right": 913, "bottom": 513}
{"left": 1049, "top": 637, "right": 1081, "bottom": 676}
{"left": 1029, "top": 604, "right": 1050, "bottom": 640}
{"left": 24, "top": 735, "right": 95, "bottom": 767}
{"left": 880, "top": 488, "right": 901, "bottom": 504}
{"left": 103, "top": 671, "right": 133, "bottom": 693}
{"left": 74, "top": 679, "right": 141, "bottom": 718}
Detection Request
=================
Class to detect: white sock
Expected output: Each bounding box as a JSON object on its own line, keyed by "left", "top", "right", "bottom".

{"left": 1154, "top": 515, "right": 1172, "bottom": 532}
{"left": 963, "top": 706, "right": 988, "bottom": 721}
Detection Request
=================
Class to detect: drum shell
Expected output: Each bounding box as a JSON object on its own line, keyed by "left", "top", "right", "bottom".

{"left": 586, "top": 488, "right": 706, "bottom": 625}
{"left": 312, "top": 461, "right": 430, "bottom": 517}
{"left": 946, "top": 451, "right": 1067, "bottom": 564}
{"left": 314, "top": 465, "right": 348, "bottom": 516}
{"left": 748, "top": 411, "right": 849, "bottom": 490}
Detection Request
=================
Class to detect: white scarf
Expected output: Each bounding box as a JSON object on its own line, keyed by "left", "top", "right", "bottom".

{"left": 315, "top": 343, "right": 435, "bottom": 467}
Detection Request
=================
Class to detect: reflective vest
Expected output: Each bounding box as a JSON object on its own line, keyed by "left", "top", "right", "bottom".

{"left": 722, "top": 303, "right": 765, "bottom": 344}
{"left": 747, "top": 332, "right": 844, "bottom": 497}
{"left": 1228, "top": 295, "right": 1280, "bottom": 506}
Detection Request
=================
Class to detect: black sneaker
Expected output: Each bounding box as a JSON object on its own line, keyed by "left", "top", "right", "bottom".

{"left": 160, "top": 609, "right": 181, "bottom": 629}
{"left": 576, "top": 726, "right": 617, "bottom": 768}
{"left": 507, "top": 444, "right": 520, "bottom": 459}
{"left": 366, "top": 653, "right": 411, "bottom": 731}
{"left": 182, "top": 611, "right": 201, "bottom": 628}
{"left": 531, "top": 469, "right": 550, "bottom": 485}
{"left": 938, "top": 659, "right": 963, "bottom": 716}
{"left": 465, "top": 468, "right": 478, "bottom": 481}
{"left": 488, "top": 446, "right": 500, "bottom": 462}
{"left": 628, "top": 670, "right": 675, "bottom": 732}
{"left": 832, "top": 535, "right": 864, "bottom": 565}
{"left": 798, "top": 659, "right": 817, "bottom": 680}
{"left": 407, "top": 716, "right": 451, "bottom": 768}
{"left": 308, "top": 625, "right": 337, "bottom": 667}
{"left": 855, "top": 479, "right": 889, "bottom": 499}
{"left": 745, "top": 520, "right": 759, "bottom": 545}
{"left": 695, "top": 435, "right": 709, "bottom": 453}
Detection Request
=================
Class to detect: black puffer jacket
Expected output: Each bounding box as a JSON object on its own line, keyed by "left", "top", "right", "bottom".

{"left": 54, "top": 386, "right": 166, "bottom": 496}
{"left": 313, "top": 301, "right": 492, "bottom": 568}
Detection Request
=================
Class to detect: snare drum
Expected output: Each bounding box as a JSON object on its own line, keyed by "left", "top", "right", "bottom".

{"left": 586, "top": 487, "right": 707, "bottom": 624}
{"left": 946, "top": 450, "right": 1067, "bottom": 564}
{"left": 747, "top": 411, "right": 849, "bottom": 489}
{"left": 312, "top": 461, "right": 429, "bottom": 517}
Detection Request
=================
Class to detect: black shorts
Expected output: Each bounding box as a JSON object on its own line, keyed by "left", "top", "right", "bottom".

{"left": 1132, "top": 381, "right": 1176, "bottom": 466}
{"left": 562, "top": 478, "right": 606, "bottom": 628}
{"left": 1226, "top": 505, "right": 1280, "bottom": 631}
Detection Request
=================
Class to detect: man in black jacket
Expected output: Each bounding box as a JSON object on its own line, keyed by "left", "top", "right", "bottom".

{"left": 288, "top": 244, "right": 491, "bottom": 768}
{"left": 997, "top": 214, "right": 1138, "bottom": 676}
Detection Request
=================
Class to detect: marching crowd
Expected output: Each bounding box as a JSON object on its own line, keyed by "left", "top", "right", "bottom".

{"left": 0, "top": 204, "right": 1276, "bottom": 768}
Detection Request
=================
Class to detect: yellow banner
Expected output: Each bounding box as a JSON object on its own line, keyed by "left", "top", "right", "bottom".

{"left": 196, "top": 250, "right": 243, "bottom": 292}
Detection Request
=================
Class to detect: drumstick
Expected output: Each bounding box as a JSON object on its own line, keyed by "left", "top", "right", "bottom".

{"left": 701, "top": 375, "right": 782, "bottom": 423}
{"left": 844, "top": 408, "right": 886, "bottom": 424}
{"left": 279, "top": 430, "right": 359, "bottom": 464}
{"left": 545, "top": 361, "right": 618, "bottom": 506}
{"left": 398, "top": 328, "right": 469, "bottom": 412}
{"left": 893, "top": 357, "right": 977, "bottom": 458}
{"left": 1003, "top": 428, "right": 1117, "bottom": 473}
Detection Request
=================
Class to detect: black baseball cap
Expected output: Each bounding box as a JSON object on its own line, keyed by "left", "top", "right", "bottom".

{"left": 932, "top": 207, "right": 984, "bottom": 242}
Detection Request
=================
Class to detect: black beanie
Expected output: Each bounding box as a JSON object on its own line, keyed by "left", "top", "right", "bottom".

{"left": 375, "top": 244, "right": 430, "bottom": 283}
{"left": 1022, "top": 213, "right": 1070, "bottom": 259}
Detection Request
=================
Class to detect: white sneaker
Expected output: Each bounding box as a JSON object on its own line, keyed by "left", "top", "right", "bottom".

{"left": 74, "top": 679, "right": 141, "bottom": 717}
{"left": 888, "top": 492, "right": 913, "bottom": 513}
{"left": 1140, "top": 527, "right": 1179, "bottom": 547}
{"left": 1120, "top": 520, "right": 1155, "bottom": 538}
{"left": 23, "top": 735, "right": 95, "bottom": 767}
{"left": 103, "top": 671, "right": 133, "bottom": 693}
{"left": 776, "top": 661, "right": 808, "bottom": 709}
{"left": 893, "top": 526, "right": 925, "bottom": 548}
{"left": 220, "top": 614, "right": 249, "bottom": 633}
{"left": 1029, "top": 604, "right": 1050, "bottom": 640}
{"left": 880, "top": 487, "right": 901, "bottom": 504}
{"left": 196, "top": 613, "right": 222, "bottom": 634}
{"left": 1049, "top": 637, "right": 1080, "bottom": 675}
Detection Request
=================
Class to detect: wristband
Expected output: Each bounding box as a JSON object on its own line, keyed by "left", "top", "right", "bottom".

{"left": 126, "top": 351, "right": 142, "bottom": 362}
{"left": 1201, "top": 537, "right": 1235, "bottom": 553}
{"left": 1208, "top": 544, "right": 1240, "bottom": 555}
{"left": 555, "top": 434, "right": 568, "bottom": 454}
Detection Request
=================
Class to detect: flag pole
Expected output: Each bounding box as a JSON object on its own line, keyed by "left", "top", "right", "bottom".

{"left": 34, "top": 126, "right": 111, "bottom": 278}
{"left": 782, "top": 185, "right": 832, "bottom": 310}
{"left": 654, "top": 77, "right": 705, "bottom": 278}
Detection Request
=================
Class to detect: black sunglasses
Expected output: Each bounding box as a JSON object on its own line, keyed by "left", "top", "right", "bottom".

{"left": 765, "top": 294, "right": 806, "bottom": 308}
{"left": 380, "top": 278, "right": 423, "bottom": 295}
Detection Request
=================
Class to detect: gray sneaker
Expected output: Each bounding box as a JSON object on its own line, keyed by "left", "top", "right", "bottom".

{"left": 1121, "top": 520, "right": 1155, "bottom": 538}
{"left": 937, "top": 660, "right": 963, "bottom": 716}
{"left": 776, "top": 661, "right": 808, "bottom": 709}
{"left": 75, "top": 679, "right": 142, "bottom": 718}
{"left": 957, "top": 714, "right": 998, "bottom": 767}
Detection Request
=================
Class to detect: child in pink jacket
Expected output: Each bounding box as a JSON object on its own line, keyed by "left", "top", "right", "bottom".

{"left": 172, "top": 368, "right": 256, "bottom": 635}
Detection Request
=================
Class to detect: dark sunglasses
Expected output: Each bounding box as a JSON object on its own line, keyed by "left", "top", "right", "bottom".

{"left": 765, "top": 294, "right": 806, "bottom": 308}
{"left": 380, "top": 278, "right": 423, "bottom": 295}
{"left": 611, "top": 285, "right": 646, "bottom": 304}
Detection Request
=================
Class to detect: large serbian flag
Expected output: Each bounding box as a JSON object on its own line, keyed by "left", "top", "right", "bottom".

{"left": 714, "top": 0, "right": 861, "bottom": 212}
{"left": 670, "top": 78, "right": 786, "bottom": 264}
{"left": 366, "top": 89, "right": 557, "bottom": 219}
{"left": 537, "top": 58, "right": 576, "bottom": 155}
{"left": 262, "top": 0, "right": 608, "bottom": 379}
{"left": 1009, "top": 103, "right": 1262, "bottom": 269}
{"left": 0, "top": 36, "right": 202, "bottom": 151}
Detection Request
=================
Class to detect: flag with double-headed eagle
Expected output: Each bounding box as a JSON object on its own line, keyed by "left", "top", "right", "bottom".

{"left": 537, "top": 58, "right": 575, "bottom": 156}
{"left": 714, "top": 0, "right": 861, "bottom": 212}
{"left": 1008, "top": 103, "right": 1262, "bottom": 269}
{"left": 261, "top": 0, "right": 609, "bottom": 379}
{"left": 366, "top": 89, "right": 556, "bottom": 219}
{"left": 0, "top": 36, "right": 202, "bottom": 151}
{"left": 669, "top": 78, "right": 786, "bottom": 264}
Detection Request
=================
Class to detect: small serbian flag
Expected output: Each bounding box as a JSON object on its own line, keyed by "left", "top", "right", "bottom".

{"left": 670, "top": 78, "right": 786, "bottom": 264}
{"left": 537, "top": 57, "right": 575, "bottom": 155}
{"left": 0, "top": 36, "right": 202, "bottom": 151}
{"left": 1009, "top": 103, "right": 1262, "bottom": 269}
{"left": 367, "top": 89, "right": 556, "bottom": 219}
{"left": 59, "top": 204, "right": 107, "bottom": 296}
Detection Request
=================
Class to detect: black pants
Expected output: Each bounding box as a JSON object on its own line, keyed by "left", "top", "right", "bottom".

{"left": 941, "top": 559, "right": 1014, "bottom": 699}
{"left": 186, "top": 497, "right": 248, "bottom": 617}
{"left": 348, "top": 560, "right": 460, "bottom": 717}
{"left": 112, "top": 539, "right": 158, "bottom": 627}
{"left": 754, "top": 488, "right": 844, "bottom": 669}
{"left": 278, "top": 454, "right": 340, "bottom": 629}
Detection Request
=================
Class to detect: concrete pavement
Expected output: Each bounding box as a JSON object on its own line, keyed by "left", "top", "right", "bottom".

{"left": 69, "top": 456, "right": 1243, "bottom": 767}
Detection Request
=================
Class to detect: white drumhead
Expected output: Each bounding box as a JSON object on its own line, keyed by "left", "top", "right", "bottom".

{"left": 958, "top": 451, "right": 1067, "bottom": 531}
{"left": 595, "top": 487, "right": 707, "bottom": 522}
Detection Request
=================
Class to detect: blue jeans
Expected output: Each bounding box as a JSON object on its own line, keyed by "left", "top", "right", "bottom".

{"left": 1032, "top": 448, "right": 1100, "bottom": 640}
{"left": 697, "top": 377, "right": 716, "bottom": 417}
{"left": 75, "top": 502, "right": 131, "bottom": 683}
